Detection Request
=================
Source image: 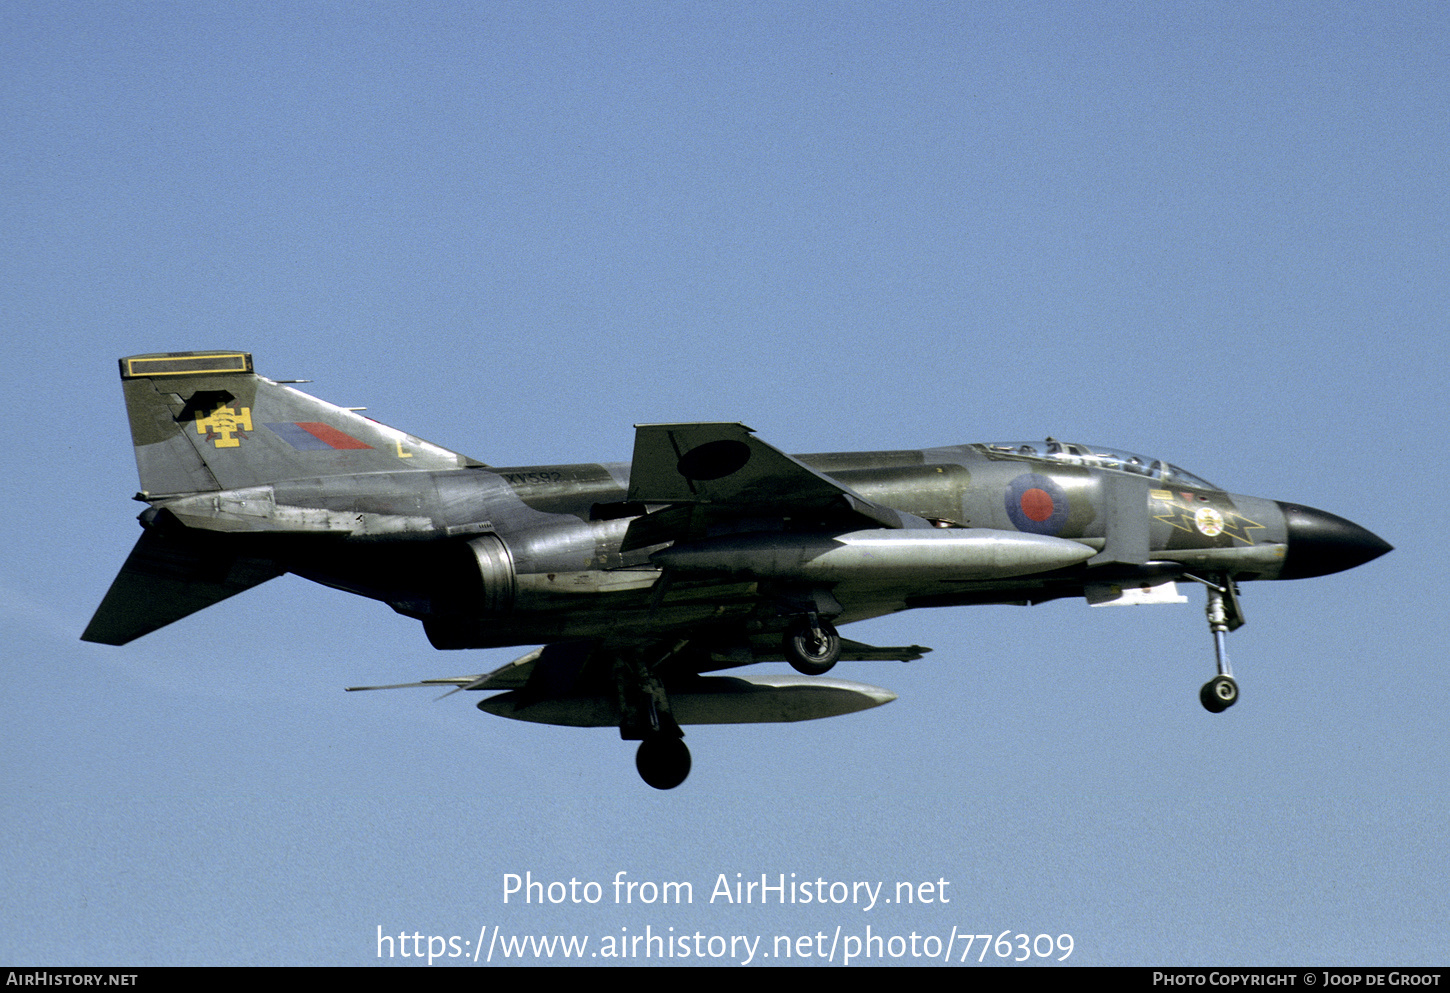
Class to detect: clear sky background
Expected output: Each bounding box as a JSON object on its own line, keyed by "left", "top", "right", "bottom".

{"left": 2, "top": 1, "right": 1444, "bottom": 967}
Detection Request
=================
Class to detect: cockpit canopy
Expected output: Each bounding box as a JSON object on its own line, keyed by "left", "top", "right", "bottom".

{"left": 977, "top": 439, "right": 1219, "bottom": 490}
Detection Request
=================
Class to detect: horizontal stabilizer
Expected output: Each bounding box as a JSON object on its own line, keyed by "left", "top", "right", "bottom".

{"left": 81, "top": 529, "right": 282, "bottom": 645}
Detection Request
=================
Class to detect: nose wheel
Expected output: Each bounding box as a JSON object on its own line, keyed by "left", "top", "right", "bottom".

{"left": 1189, "top": 574, "right": 1243, "bottom": 713}
{"left": 1200, "top": 674, "right": 1239, "bottom": 713}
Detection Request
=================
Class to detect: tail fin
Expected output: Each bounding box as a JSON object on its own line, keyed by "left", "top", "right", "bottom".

{"left": 84, "top": 351, "right": 484, "bottom": 644}
{"left": 119, "top": 350, "right": 482, "bottom": 496}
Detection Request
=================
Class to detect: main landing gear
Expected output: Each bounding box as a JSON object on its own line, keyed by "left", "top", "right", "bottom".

{"left": 783, "top": 614, "right": 842, "bottom": 675}
{"left": 1189, "top": 575, "right": 1242, "bottom": 713}
{"left": 614, "top": 653, "right": 692, "bottom": 790}
{"left": 636, "top": 735, "right": 691, "bottom": 791}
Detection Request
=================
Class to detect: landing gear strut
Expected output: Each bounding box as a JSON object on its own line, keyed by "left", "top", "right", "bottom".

{"left": 614, "top": 652, "right": 692, "bottom": 789}
{"left": 1191, "top": 575, "right": 1241, "bottom": 713}
{"left": 783, "top": 614, "right": 841, "bottom": 675}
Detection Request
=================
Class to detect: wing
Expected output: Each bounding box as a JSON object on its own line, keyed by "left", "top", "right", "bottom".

{"left": 621, "top": 423, "right": 920, "bottom": 550}
{"left": 349, "top": 638, "right": 906, "bottom": 727}
{"left": 346, "top": 644, "right": 563, "bottom": 696}
{"left": 351, "top": 426, "right": 939, "bottom": 730}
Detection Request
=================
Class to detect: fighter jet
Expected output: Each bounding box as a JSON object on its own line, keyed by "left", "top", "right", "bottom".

{"left": 84, "top": 351, "right": 1391, "bottom": 789}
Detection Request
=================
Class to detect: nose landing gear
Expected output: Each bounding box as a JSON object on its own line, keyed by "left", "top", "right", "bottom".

{"left": 1189, "top": 574, "right": 1242, "bottom": 713}
{"left": 1200, "top": 673, "right": 1239, "bottom": 713}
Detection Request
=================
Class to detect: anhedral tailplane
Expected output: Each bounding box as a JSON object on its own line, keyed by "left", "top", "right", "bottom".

{"left": 84, "top": 350, "right": 483, "bottom": 644}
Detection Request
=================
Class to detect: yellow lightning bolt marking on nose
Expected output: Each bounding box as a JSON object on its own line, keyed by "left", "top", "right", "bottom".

{"left": 1152, "top": 492, "right": 1265, "bottom": 545}
{"left": 1220, "top": 513, "right": 1267, "bottom": 544}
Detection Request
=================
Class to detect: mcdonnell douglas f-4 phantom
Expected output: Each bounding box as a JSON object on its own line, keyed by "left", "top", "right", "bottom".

{"left": 85, "top": 351, "right": 1391, "bottom": 788}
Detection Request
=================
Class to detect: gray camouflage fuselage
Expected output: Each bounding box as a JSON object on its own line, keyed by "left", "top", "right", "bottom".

{"left": 84, "top": 351, "right": 1391, "bottom": 787}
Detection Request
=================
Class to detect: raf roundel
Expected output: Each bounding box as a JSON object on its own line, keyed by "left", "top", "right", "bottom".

{"left": 1005, "top": 473, "right": 1070, "bottom": 535}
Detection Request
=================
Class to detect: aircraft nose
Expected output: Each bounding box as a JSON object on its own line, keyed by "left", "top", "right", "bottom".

{"left": 1276, "top": 502, "right": 1392, "bottom": 579}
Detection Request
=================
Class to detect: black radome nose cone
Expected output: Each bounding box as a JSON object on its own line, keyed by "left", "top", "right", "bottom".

{"left": 1277, "top": 502, "right": 1393, "bottom": 579}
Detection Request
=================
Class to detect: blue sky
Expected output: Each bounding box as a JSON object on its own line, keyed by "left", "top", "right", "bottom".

{"left": 2, "top": 1, "right": 1445, "bottom": 966}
